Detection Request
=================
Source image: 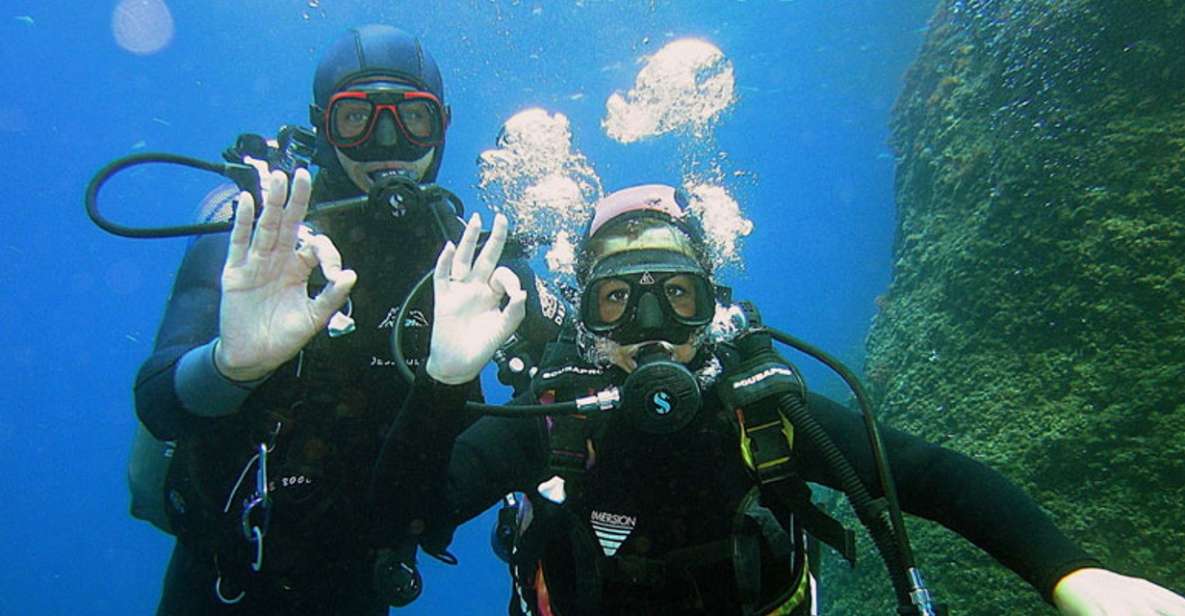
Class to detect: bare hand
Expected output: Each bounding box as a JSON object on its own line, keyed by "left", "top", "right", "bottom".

{"left": 215, "top": 166, "right": 357, "bottom": 381}
{"left": 426, "top": 213, "right": 526, "bottom": 384}
{"left": 1053, "top": 568, "right": 1185, "bottom": 615}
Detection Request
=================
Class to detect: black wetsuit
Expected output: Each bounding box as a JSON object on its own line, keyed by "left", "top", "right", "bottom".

{"left": 377, "top": 358, "right": 1102, "bottom": 615}
{"left": 134, "top": 176, "right": 483, "bottom": 615}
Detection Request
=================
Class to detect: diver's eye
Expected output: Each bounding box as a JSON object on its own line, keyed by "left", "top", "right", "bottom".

{"left": 595, "top": 279, "right": 632, "bottom": 324}
{"left": 663, "top": 275, "right": 699, "bottom": 318}
{"left": 399, "top": 101, "right": 436, "bottom": 138}
{"left": 606, "top": 288, "right": 630, "bottom": 305}
{"left": 333, "top": 100, "right": 374, "bottom": 139}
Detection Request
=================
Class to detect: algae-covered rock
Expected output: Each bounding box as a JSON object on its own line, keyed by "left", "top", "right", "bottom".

{"left": 824, "top": 1, "right": 1185, "bottom": 613}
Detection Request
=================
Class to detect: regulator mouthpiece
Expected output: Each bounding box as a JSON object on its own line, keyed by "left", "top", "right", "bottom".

{"left": 369, "top": 172, "right": 424, "bottom": 218}
{"left": 620, "top": 344, "right": 701, "bottom": 434}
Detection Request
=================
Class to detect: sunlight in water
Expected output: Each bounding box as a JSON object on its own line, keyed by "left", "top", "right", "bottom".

{"left": 111, "top": 0, "right": 175, "bottom": 55}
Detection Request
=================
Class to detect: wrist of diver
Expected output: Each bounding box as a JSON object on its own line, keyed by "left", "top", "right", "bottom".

{"left": 424, "top": 354, "right": 479, "bottom": 386}
{"left": 212, "top": 337, "right": 276, "bottom": 382}
{"left": 175, "top": 339, "right": 272, "bottom": 417}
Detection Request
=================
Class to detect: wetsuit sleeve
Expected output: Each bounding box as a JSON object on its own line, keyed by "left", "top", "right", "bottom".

{"left": 442, "top": 411, "right": 545, "bottom": 521}
{"left": 796, "top": 393, "right": 1101, "bottom": 602}
{"left": 133, "top": 234, "right": 233, "bottom": 440}
{"left": 370, "top": 370, "right": 542, "bottom": 555}
{"left": 173, "top": 339, "right": 268, "bottom": 415}
{"left": 411, "top": 413, "right": 542, "bottom": 556}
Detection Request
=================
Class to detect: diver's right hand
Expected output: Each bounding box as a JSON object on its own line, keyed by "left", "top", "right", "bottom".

{"left": 215, "top": 168, "right": 357, "bottom": 381}
{"left": 426, "top": 213, "right": 526, "bottom": 385}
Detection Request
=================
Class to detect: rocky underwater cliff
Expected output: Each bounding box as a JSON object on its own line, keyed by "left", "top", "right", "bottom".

{"left": 824, "top": 1, "right": 1185, "bottom": 613}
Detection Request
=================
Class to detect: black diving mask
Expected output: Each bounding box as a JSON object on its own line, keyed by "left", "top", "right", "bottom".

{"left": 581, "top": 267, "right": 715, "bottom": 345}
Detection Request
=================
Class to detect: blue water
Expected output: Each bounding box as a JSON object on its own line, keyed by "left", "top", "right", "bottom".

{"left": 0, "top": 1, "right": 933, "bottom": 613}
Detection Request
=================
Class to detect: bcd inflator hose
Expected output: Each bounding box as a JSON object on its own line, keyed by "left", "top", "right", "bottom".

{"left": 776, "top": 391, "right": 911, "bottom": 607}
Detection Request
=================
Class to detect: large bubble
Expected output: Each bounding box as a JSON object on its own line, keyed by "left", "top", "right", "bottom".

{"left": 603, "top": 38, "right": 736, "bottom": 143}
{"left": 684, "top": 182, "right": 752, "bottom": 270}
{"left": 602, "top": 37, "right": 749, "bottom": 270}
{"left": 112, "top": 0, "right": 175, "bottom": 56}
{"left": 478, "top": 108, "right": 603, "bottom": 275}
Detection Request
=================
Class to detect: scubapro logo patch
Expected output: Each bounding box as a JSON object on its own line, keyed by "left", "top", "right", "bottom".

{"left": 540, "top": 365, "right": 603, "bottom": 380}
{"left": 732, "top": 366, "right": 794, "bottom": 390}
{"left": 652, "top": 390, "right": 673, "bottom": 415}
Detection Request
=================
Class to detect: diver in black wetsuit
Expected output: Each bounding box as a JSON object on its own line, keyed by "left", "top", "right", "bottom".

{"left": 377, "top": 184, "right": 1185, "bottom": 614}
{"left": 133, "top": 25, "right": 544, "bottom": 615}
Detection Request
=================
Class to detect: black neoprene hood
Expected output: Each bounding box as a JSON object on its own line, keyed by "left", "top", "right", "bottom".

{"left": 310, "top": 25, "right": 447, "bottom": 182}
{"left": 313, "top": 25, "right": 445, "bottom": 107}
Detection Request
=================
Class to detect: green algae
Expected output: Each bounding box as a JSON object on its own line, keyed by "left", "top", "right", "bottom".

{"left": 823, "top": 1, "right": 1185, "bottom": 613}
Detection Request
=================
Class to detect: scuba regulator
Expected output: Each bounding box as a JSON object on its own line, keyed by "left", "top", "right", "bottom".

{"left": 84, "top": 125, "right": 466, "bottom": 240}
{"left": 619, "top": 343, "right": 702, "bottom": 434}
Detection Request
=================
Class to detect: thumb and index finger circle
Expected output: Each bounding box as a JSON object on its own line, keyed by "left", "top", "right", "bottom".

{"left": 490, "top": 266, "right": 527, "bottom": 340}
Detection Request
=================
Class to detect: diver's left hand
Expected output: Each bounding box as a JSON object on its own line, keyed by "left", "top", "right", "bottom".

{"left": 426, "top": 213, "right": 526, "bottom": 385}
{"left": 1053, "top": 567, "right": 1185, "bottom": 615}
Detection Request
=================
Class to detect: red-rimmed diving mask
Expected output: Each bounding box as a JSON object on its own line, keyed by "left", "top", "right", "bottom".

{"left": 318, "top": 82, "right": 449, "bottom": 162}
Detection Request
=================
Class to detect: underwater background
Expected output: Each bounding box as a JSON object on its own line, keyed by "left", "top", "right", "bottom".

{"left": 1, "top": 1, "right": 1179, "bottom": 614}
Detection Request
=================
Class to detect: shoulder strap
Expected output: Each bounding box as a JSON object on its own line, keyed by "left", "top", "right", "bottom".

{"left": 529, "top": 336, "right": 612, "bottom": 503}
{"left": 716, "top": 329, "right": 857, "bottom": 566}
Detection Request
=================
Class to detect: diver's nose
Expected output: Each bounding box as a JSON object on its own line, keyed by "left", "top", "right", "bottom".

{"left": 635, "top": 292, "right": 664, "bottom": 330}
{"left": 373, "top": 112, "right": 400, "bottom": 146}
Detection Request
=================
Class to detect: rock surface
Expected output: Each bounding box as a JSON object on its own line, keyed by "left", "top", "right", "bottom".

{"left": 823, "top": 2, "right": 1185, "bottom": 613}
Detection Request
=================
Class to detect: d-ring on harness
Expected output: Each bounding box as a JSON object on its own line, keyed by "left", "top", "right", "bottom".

{"left": 241, "top": 442, "right": 273, "bottom": 572}
{"left": 215, "top": 425, "right": 279, "bottom": 604}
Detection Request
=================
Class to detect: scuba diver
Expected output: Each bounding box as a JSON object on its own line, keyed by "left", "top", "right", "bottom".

{"left": 132, "top": 24, "right": 552, "bottom": 615}
{"left": 374, "top": 184, "right": 1185, "bottom": 615}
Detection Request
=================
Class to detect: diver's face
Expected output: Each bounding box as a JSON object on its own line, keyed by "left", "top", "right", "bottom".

{"left": 335, "top": 144, "right": 436, "bottom": 193}
{"left": 585, "top": 271, "right": 709, "bottom": 370}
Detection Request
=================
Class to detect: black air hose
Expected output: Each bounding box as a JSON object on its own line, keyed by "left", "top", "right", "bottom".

{"left": 776, "top": 390, "right": 911, "bottom": 607}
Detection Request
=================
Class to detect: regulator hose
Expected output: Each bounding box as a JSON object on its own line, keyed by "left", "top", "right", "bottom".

{"left": 776, "top": 390, "right": 911, "bottom": 607}
{"left": 86, "top": 150, "right": 463, "bottom": 240}
{"left": 85, "top": 152, "right": 259, "bottom": 238}
{"left": 769, "top": 326, "right": 940, "bottom": 615}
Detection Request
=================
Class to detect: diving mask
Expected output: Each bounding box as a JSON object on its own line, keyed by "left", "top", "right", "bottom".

{"left": 320, "top": 81, "right": 448, "bottom": 162}
{"left": 581, "top": 262, "right": 715, "bottom": 345}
